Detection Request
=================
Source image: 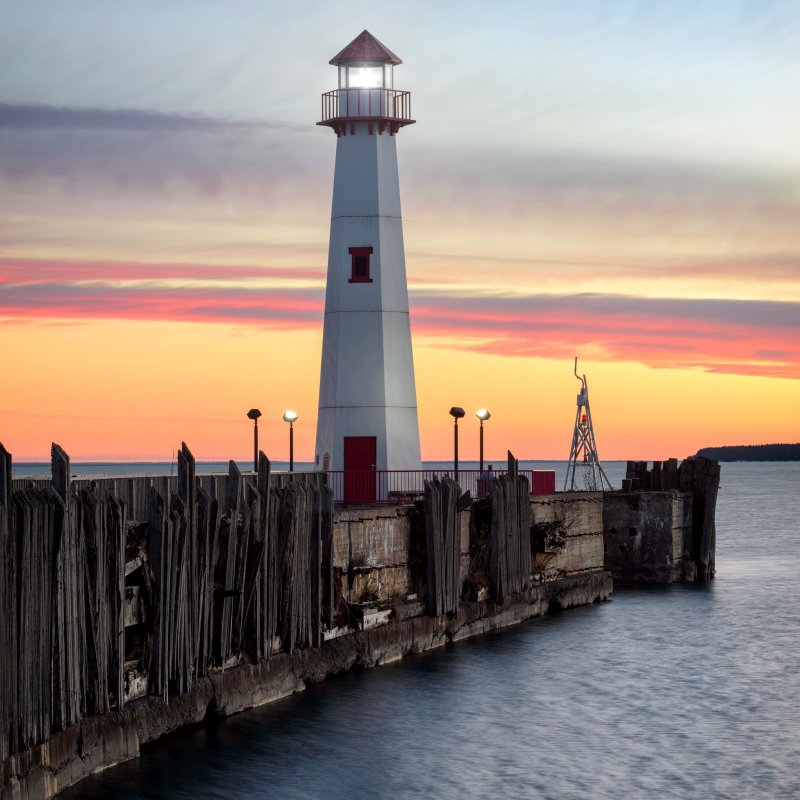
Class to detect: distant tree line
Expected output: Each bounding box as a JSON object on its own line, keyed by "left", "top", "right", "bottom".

{"left": 696, "top": 444, "right": 800, "bottom": 461}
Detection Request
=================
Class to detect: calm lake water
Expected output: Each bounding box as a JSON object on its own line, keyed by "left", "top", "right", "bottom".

{"left": 60, "top": 461, "right": 800, "bottom": 800}
{"left": 13, "top": 459, "right": 615, "bottom": 481}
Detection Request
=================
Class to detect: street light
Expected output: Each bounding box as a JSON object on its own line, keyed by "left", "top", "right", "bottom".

{"left": 449, "top": 407, "right": 465, "bottom": 481}
{"left": 476, "top": 408, "right": 491, "bottom": 474}
{"left": 246, "top": 408, "right": 262, "bottom": 472}
{"left": 283, "top": 410, "right": 298, "bottom": 472}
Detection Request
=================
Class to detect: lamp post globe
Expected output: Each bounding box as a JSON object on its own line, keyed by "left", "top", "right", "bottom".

{"left": 283, "top": 410, "right": 299, "bottom": 472}
{"left": 475, "top": 409, "right": 491, "bottom": 474}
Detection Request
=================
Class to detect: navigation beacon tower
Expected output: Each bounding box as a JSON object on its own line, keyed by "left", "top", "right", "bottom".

{"left": 314, "top": 31, "right": 422, "bottom": 483}
{"left": 564, "top": 358, "right": 613, "bottom": 491}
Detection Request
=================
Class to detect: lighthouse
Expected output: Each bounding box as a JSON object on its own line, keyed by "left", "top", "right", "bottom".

{"left": 315, "top": 30, "right": 422, "bottom": 498}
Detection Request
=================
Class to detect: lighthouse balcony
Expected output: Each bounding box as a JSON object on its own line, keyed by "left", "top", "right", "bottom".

{"left": 319, "top": 88, "right": 414, "bottom": 133}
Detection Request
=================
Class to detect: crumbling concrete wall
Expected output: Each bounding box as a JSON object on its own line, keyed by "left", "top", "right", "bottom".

{"left": 616, "top": 456, "right": 719, "bottom": 582}
{"left": 602, "top": 491, "right": 693, "bottom": 583}
{"left": 333, "top": 505, "right": 418, "bottom": 604}
{"left": 332, "top": 493, "right": 607, "bottom": 608}
{"left": 532, "top": 492, "right": 605, "bottom": 582}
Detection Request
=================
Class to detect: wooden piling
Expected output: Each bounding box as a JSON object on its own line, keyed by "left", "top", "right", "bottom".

{"left": 0, "top": 443, "right": 16, "bottom": 762}
{"left": 424, "top": 476, "right": 467, "bottom": 616}
{"left": 489, "top": 452, "right": 531, "bottom": 605}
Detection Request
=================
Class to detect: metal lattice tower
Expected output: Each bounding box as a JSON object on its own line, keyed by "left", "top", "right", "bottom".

{"left": 564, "top": 357, "right": 612, "bottom": 491}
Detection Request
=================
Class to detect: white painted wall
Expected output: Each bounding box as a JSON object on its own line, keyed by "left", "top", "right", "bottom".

{"left": 315, "top": 121, "right": 422, "bottom": 473}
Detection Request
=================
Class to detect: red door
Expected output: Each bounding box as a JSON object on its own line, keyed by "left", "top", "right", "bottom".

{"left": 344, "top": 436, "right": 377, "bottom": 503}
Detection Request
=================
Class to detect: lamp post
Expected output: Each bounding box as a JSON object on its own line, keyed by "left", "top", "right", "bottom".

{"left": 283, "top": 410, "right": 298, "bottom": 472}
{"left": 476, "top": 409, "right": 491, "bottom": 474}
{"left": 449, "top": 407, "right": 465, "bottom": 482}
{"left": 246, "top": 408, "right": 262, "bottom": 472}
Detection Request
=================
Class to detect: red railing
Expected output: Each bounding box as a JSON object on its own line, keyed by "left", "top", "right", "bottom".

{"left": 326, "top": 469, "right": 556, "bottom": 505}
{"left": 320, "top": 89, "right": 413, "bottom": 124}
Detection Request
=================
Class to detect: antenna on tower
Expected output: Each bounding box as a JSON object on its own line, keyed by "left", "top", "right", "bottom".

{"left": 564, "top": 357, "right": 612, "bottom": 492}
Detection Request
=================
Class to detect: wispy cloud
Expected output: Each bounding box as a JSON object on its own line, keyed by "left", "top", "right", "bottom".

{"left": 0, "top": 102, "right": 325, "bottom": 203}
{"left": 0, "top": 257, "right": 324, "bottom": 285}
{"left": 0, "top": 103, "right": 295, "bottom": 133}
{"left": 404, "top": 146, "right": 797, "bottom": 221}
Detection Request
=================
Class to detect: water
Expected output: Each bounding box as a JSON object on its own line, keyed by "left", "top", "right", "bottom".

{"left": 13, "top": 459, "right": 619, "bottom": 489}
{"left": 11, "top": 461, "right": 281, "bottom": 479}
{"left": 60, "top": 462, "right": 800, "bottom": 799}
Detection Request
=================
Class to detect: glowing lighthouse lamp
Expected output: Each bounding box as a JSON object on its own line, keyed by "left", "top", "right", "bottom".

{"left": 343, "top": 64, "right": 386, "bottom": 88}
{"left": 315, "top": 31, "right": 421, "bottom": 503}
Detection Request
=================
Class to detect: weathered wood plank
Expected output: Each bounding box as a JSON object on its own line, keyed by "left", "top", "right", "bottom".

{"left": 51, "top": 443, "right": 70, "bottom": 503}
{"left": 218, "top": 461, "right": 242, "bottom": 665}
{"left": 147, "top": 487, "right": 168, "bottom": 699}
{"left": 0, "top": 443, "right": 16, "bottom": 761}
{"left": 320, "top": 478, "right": 334, "bottom": 631}
{"left": 195, "top": 485, "right": 219, "bottom": 676}
{"left": 108, "top": 494, "right": 126, "bottom": 708}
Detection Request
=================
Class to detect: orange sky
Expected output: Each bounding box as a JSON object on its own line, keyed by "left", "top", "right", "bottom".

{"left": 3, "top": 313, "right": 798, "bottom": 463}
{"left": 2, "top": 4, "right": 799, "bottom": 463}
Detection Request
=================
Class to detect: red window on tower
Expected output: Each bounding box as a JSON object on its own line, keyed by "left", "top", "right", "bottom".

{"left": 348, "top": 246, "right": 373, "bottom": 283}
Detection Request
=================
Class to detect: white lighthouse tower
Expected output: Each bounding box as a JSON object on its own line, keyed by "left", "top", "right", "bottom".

{"left": 315, "top": 30, "right": 421, "bottom": 500}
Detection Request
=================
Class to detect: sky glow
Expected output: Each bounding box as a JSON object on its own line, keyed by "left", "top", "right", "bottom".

{"left": 1, "top": 0, "right": 799, "bottom": 462}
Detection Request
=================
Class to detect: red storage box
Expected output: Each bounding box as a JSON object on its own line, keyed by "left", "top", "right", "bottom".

{"left": 531, "top": 470, "right": 556, "bottom": 495}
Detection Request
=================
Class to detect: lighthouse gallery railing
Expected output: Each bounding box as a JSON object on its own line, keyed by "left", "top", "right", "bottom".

{"left": 320, "top": 88, "right": 412, "bottom": 123}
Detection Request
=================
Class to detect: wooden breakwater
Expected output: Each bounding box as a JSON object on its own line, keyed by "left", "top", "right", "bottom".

{"left": 0, "top": 441, "right": 334, "bottom": 774}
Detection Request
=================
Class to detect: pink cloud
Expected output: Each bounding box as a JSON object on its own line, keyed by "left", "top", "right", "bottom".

{"left": 2, "top": 258, "right": 798, "bottom": 379}
{"left": 409, "top": 294, "right": 800, "bottom": 378}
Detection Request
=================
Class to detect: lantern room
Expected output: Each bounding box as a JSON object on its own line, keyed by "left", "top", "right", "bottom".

{"left": 319, "top": 30, "right": 413, "bottom": 134}
{"left": 338, "top": 62, "right": 393, "bottom": 89}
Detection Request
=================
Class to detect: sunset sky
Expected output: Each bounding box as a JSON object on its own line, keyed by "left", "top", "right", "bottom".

{"left": 2, "top": 0, "right": 799, "bottom": 463}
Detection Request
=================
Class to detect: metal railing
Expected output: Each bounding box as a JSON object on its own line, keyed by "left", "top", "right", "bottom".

{"left": 326, "top": 469, "right": 556, "bottom": 505}
{"left": 320, "top": 88, "right": 412, "bottom": 123}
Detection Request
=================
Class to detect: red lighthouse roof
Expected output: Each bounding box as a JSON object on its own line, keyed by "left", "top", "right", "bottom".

{"left": 329, "top": 30, "right": 402, "bottom": 66}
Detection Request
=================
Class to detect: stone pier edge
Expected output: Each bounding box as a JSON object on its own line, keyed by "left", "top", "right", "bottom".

{"left": 2, "top": 570, "right": 611, "bottom": 800}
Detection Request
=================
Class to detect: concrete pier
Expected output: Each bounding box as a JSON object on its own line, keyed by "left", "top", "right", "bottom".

{"left": 0, "top": 446, "right": 716, "bottom": 800}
